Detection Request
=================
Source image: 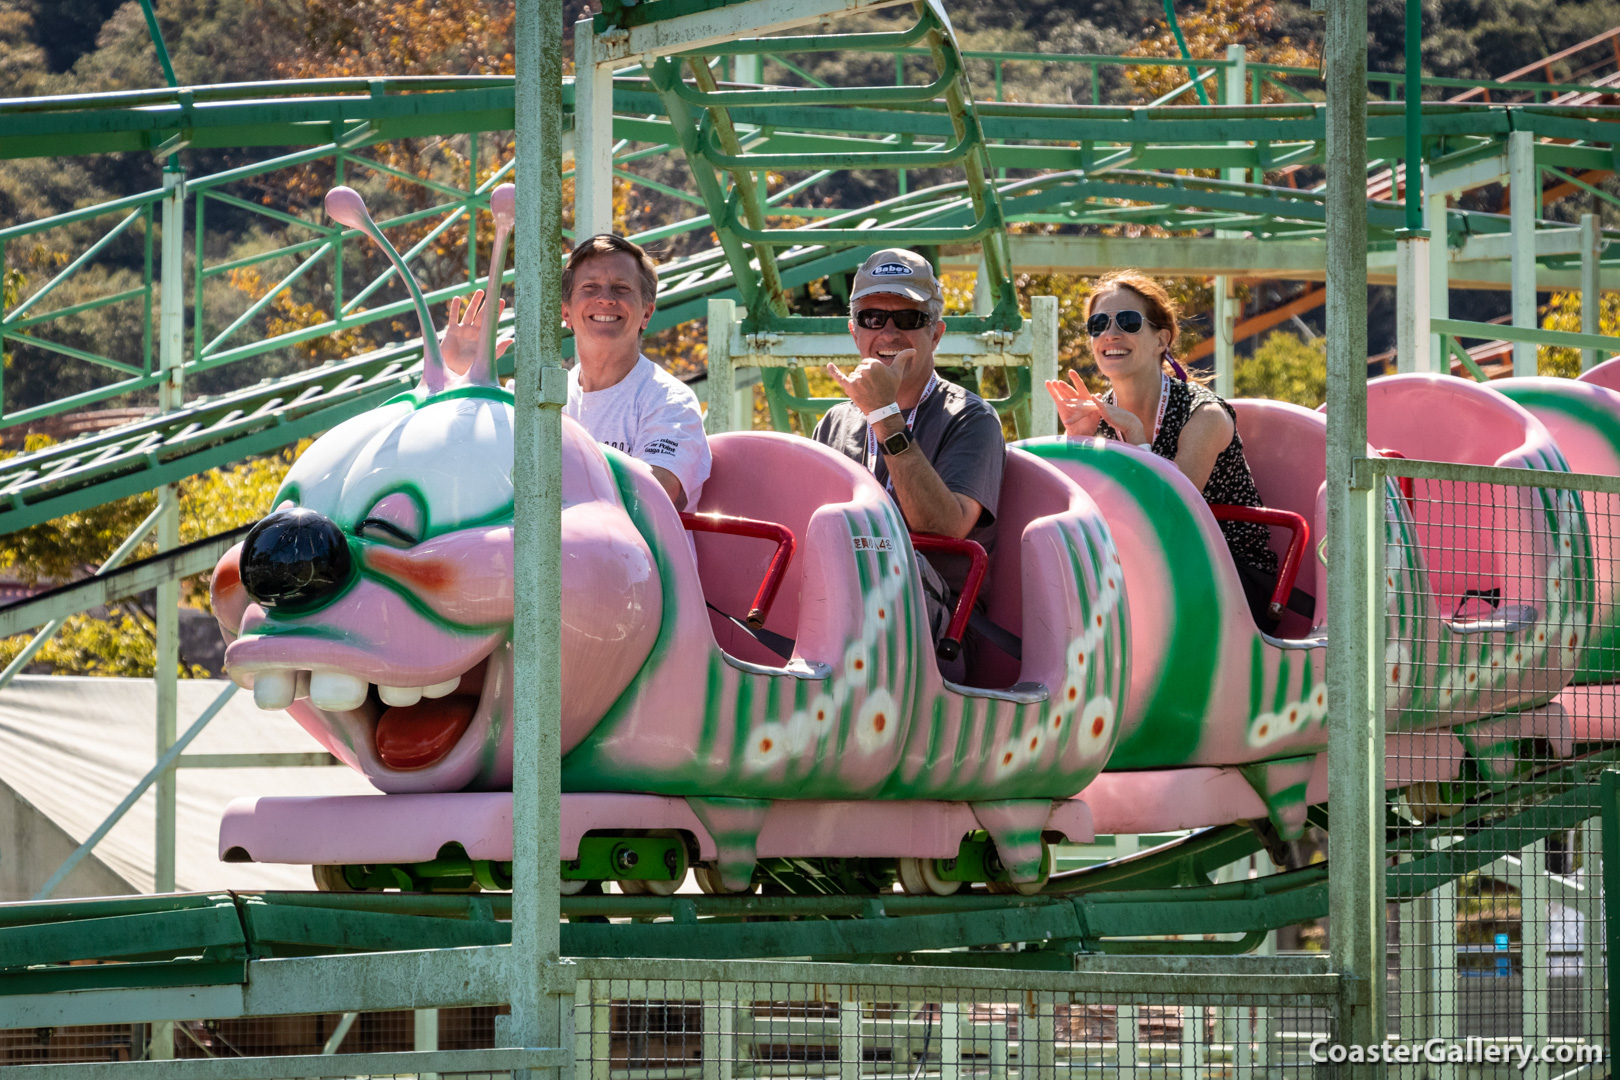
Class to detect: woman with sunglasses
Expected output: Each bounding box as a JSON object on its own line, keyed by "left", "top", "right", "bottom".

{"left": 1045, "top": 270, "right": 1285, "bottom": 627}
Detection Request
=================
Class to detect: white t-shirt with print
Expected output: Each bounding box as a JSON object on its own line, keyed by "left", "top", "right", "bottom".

{"left": 565, "top": 355, "right": 711, "bottom": 506}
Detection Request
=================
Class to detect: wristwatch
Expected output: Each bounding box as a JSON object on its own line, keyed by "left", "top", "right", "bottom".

{"left": 881, "top": 427, "right": 915, "bottom": 457}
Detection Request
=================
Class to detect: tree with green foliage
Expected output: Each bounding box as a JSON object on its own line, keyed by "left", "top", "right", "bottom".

{"left": 1234, "top": 330, "right": 1327, "bottom": 408}
{"left": 1540, "top": 290, "right": 1620, "bottom": 379}
{"left": 0, "top": 443, "right": 302, "bottom": 678}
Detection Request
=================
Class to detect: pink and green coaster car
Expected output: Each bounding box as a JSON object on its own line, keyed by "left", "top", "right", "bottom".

{"left": 214, "top": 187, "right": 1121, "bottom": 895}
{"left": 213, "top": 187, "right": 1602, "bottom": 896}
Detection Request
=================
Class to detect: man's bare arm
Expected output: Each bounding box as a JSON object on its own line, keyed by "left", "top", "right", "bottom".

{"left": 651, "top": 465, "right": 688, "bottom": 511}
{"left": 871, "top": 414, "right": 981, "bottom": 538}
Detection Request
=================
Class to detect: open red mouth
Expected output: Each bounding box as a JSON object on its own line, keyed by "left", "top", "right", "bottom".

{"left": 372, "top": 659, "right": 488, "bottom": 771}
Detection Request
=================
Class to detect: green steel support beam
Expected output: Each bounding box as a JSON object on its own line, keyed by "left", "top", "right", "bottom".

{"left": 1511, "top": 128, "right": 1540, "bottom": 375}
{"left": 0, "top": 526, "right": 250, "bottom": 638}
{"left": 511, "top": 0, "right": 569, "bottom": 1075}
{"left": 1585, "top": 212, "right": 1604, "bottom": 371}
{"left": 154, "top": 166, "right": 186, "bottom": 897}
{"left": 1324, "top": 0, "right": 1386, "bottom": 1067}
{"left": 0, "top": 491, "right": 173, "bottom": 690}
{"left": 0, "top": 1048, "right": 568, "bottom": 1079}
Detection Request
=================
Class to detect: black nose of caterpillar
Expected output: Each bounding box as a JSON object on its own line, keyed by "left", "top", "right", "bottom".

{"left": 238, "top": 508, "right": 354, "bottom": 611}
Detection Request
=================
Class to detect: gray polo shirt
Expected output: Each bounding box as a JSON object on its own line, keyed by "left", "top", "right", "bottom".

{"left": 811, "top": 377, "right": 1005, "bottom": 607}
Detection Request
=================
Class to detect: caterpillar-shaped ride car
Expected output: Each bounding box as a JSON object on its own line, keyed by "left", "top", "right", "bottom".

{"left": 213, "top": 187, "right": 1598, "bottom": 896}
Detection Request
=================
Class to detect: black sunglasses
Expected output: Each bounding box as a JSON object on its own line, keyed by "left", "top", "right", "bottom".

{"left": 1086, "top": 310, "right": 1155, "bottom": 337}
{"left": 854, "top": 308, "right": 932, "bottom": 331}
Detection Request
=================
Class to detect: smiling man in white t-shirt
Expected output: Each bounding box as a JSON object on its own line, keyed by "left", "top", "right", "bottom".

{"left": 437, "top": 234, "right": 707, "bottom": 508}
{"left": 552, "top": 234, "right": 710, "bottom": 510}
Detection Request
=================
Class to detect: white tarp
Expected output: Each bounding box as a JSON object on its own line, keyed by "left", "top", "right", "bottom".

{"left": 0, "top": 675, "right": 376, "bottom": 894}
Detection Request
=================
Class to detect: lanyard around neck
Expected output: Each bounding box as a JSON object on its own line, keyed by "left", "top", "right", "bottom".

{"left": 1106, "top": 371, "right": 1171, "bottom": 448}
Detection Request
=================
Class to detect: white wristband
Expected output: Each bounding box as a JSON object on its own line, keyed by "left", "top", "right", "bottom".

{"left": 865, "top": 402, "right": 902, "bottom": 425}
{"left": 1134, "top": 441, "right": 1153, "bottom": 451}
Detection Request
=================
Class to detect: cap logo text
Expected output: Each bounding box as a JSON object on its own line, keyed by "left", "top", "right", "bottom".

{"left": 869, "top": 263, "right": 913, "bottom": 276}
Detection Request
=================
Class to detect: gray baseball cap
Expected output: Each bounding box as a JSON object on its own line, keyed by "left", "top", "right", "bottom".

{"left": 849, "top": 248, "right": 943, "bottom": 305}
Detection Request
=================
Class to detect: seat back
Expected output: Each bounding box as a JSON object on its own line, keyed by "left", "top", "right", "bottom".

{"left": 968, "top": 448, "right": 1089, "bottom": 689}
{"left": 1495, "top": 377, "right": 1620, "bottom": 684}
{"left": 694, "top": 432, "right": 874, "bottom": 667}
{"left": 1579, "top": 355, "right": 1620, "bottom": 395}
{"left": 1229, "top": 399, "right": 1328, "bottom": 636}
{"left": 1365, "top": 373, "right": 1552, "bottom": 619}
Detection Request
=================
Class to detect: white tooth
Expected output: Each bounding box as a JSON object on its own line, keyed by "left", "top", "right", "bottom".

{"left": 379, "top": 684, "right": 424, "bottom": 707}
{"left": 228, "top": 667, "right": 255, "bottom": 690}
{"left": 254, "top": 670, "right": 296, "bottom": 710}
{"left": 309, "top": 671, "right": 369, "bottom": 712}
{"left": 420, "top": 677, "right": 461, "bottom": 699}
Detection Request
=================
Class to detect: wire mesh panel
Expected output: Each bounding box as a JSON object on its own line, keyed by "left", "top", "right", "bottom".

{"left": 0, "top": 1007, "right": 505, "bottom": 1072}
{"left": 1379, "top": 463, "right": 1613, "bottom": 1078}
{"left": 572, "top": 959, "right": 1341, "bottom": 1080}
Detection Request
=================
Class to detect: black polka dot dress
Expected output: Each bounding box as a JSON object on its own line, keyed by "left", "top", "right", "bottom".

{"left": 1098, "top": 377, "right": 1279, "bottom": 575}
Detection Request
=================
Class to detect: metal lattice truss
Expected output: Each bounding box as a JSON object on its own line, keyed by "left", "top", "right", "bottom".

{"left": 3, "top": 0, "right": 1620, "bottom": 537}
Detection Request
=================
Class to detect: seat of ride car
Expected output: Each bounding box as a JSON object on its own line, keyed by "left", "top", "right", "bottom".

{"left": 1229, "top": 399, "right": 1328, "bottom": 639}
{"left": 1578, "top": 355, "right": 1620, "bottom": 394}
{"left": 1364, "top": 373, "right": 1551, "bottom": 624}
{"left": 691, "top": 431, "right": 888, "bottom": 669}
{"left": 966, "top": 448, "right": 1101, "bottom": 691}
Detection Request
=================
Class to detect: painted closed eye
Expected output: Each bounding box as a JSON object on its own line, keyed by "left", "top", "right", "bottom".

{"left": 357, "top": 517, "right": 418, "bottom": 547}
{"left": 355, "top": 492, "right": 424, "bottom": 548}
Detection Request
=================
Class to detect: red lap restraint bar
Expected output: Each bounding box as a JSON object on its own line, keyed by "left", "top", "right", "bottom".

{"left": 908, "top": 533, "right": 989, "bottom": 662}
{"left": 680, "top": 512, "right": 796, "bottom": 629}
{"left": 1208, "top": 505, "right": 1309, "bottom": 618}
{"left": 1377, "top": 448, "right": 1417, "bottom": 513}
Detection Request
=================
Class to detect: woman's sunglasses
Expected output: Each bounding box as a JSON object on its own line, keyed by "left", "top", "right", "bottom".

{"left": 854, "top": 308, "right": 933, "bottom": 331}
{"left": 1086, "top": 310, "right": 1155, "bottom": 337}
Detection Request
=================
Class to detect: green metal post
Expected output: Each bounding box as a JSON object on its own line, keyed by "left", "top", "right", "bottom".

{"left": 1214, "top": 45, "right": 1246, "bottom": 397}
{"left": 1582, "top": 213, "right": 1602, "bottom": 372}
{"left": 191, "top": 193, "right": 203, "bottom": 367}
{"left": 1324, "top": 0, "right": 1386, "bottom": 1071}
{"left": 1606, "top": 771, "right": 1620, "bottom": 1056}
{"left": 333, "top": 155, "right": 345, "bottom": 317}
{"left": 139, "top": 205, "right": 154, "bottom": 374}
{"left": 1403, "top": 0, "right": 1422, "bottom": 234}
{"left": 1395, "top": 0, "right": 1430, "bottom": 373}
{"left": 415, "top": 1008, "right": 440, "bottom": 1080}
{"left": 1510, "top": 129, "right": 1538, "bottom": 376}
{"left": 469, "top": 135, "right": 479, "bottom": 285}
{"left": 1161, "top": 0, "right": 1210, "bottom": 105}
{"left": 154, "top": 166, "right": 185, "bottom": 895}
{"left": 574, "top": 16, "right": 615, "bottom": 239}
{"left": 137, "top": 0, "right": 179, "bottom": 89}
{"left": 1031, "top": 295, "right": 1058, "bottom": 437}
{"left": 1427, "top": 180, "right": 1449, "bottom": 373}
{"left": 706, "top": 298, "right": 736, "bottom": 435}
{"left": 512, "top": 0, "right": 568, "bottom": 1073}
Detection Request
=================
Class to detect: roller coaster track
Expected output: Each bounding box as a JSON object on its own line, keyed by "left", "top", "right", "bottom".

{"left": 5, "top": 8, "right": 1620, "bottom": 537}
{"left": 0, "top": 746, "right": 1609, "bottom": 985}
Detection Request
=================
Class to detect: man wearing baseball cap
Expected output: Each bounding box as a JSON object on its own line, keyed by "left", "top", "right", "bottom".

{"left": 814, "top": 248, "right": 1006, "bottom": 680}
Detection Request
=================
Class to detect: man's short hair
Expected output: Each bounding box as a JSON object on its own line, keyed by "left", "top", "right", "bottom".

{"left": 562, "top": 234, "right": 659, "bottom": 304}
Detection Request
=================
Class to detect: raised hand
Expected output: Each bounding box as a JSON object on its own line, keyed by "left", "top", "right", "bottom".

{"left": 1046, "top": 369, "right": 1104, "bottom": 437}
{"left": 440, "top": 289, "right": 513, "bottom": 377}
{"left": 826, "top": 347, "right": 914, "bottom": 416}
{"left": 1046, "top": 370, "right": 1150, "bottom": 444}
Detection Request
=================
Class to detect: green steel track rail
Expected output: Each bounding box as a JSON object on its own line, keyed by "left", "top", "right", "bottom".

{"left": 0, "top": 746, "right": 1607, "bottom": 991}
{"left": 4, "top": 49, "right": 1620, "bottom": 535}
{"left": 639, "top": 1, "right": 1018, "bottom": 333}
